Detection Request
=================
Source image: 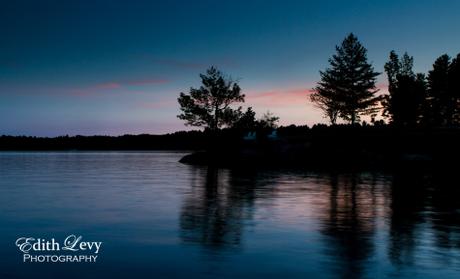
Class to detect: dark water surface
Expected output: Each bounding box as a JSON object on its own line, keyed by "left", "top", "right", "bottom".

{"left": 0, "top": 152, "right": 459, "bottom": 279}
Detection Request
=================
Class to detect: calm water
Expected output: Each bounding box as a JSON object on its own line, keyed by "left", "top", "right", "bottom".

{"left": 0, "top": 152, "right": 459, "bottom": 279}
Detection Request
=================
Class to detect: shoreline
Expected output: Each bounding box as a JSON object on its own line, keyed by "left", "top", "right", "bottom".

{"left": 2, "top": 126, "right": 459, "bottom": 171}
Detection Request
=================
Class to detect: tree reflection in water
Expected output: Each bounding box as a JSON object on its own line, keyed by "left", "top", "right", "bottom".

{"left": 180, "top": 167, "right": 275, "bottom": 249}
{"left": 179, "top": 167, "right": 460, "bottom": 275}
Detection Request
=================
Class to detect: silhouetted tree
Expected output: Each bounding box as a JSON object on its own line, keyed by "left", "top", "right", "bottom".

{"left": 414, "top": 73, "right": 429, "bottom": 122}
{"left": 400, "top": 52, "right": 415, "bottom": 76}
{"left": 427, "top": 55, "right": 451, "bottom": 126}
{"left": 311, "top": 33, "right": 381, "bottom": 124}
{"left": 232, "top": 107, "right": 257, "bottom": 130}
{"left": 257, "top": 111, "right": 280, "bottom": 129}
{"left": 384, "top": 51, "right": 401, "bottom": 95}
{"left": 310, "top": 88, "right": 340, "bottom": 124}
{"left": 382, "top": 51, "right": 427, "bottom": 126}
{"left": 178, "top": 67, "right": 245, "bottom": 131}
{"left": 448, "top": 53, "right": 460, "bottom": 124}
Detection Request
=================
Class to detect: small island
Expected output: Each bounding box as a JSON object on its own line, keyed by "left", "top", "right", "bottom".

{"left": 176, "top": 34, "right": 460, "bottom": 170}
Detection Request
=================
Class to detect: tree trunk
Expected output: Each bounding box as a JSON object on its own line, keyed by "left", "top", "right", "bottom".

{"left": 351, "top": 111, "right": 356, "bottom": 124}
{"left": 213, "top": 106, "right": 219, "bottom": 131}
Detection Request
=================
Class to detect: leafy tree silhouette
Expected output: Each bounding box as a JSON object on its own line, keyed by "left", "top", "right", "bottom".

{"left": 178, "top": 67, "right": 245, "bottom": 131}
{"left": 232, "top": 107, "right": 257, "bottom": 131}
{"left": 311, "top": 33, "right": 381, "bottom": 124}
{"left": 258, "top": 111, "right": 280, "bottom": 129}
{"left": 383, "top": 51, "right": 427, "bottom": 126}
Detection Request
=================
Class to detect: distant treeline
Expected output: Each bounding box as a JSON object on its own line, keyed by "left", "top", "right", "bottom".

{"left": 0, "top": 131, "right": 208, "bottom": 151}
{"left": 2, "top": 124, "right": 460, "bottom": 155}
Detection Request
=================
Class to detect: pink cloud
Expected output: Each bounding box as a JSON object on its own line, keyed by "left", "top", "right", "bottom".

{"left": 245, "top": 82, "right": 388, "bottom": 108}
{"left": 126, "top": 78, "right": 169, "bottom": 86}
{"left": 246, "top": 87, "right": 314, "bottom": 107}
{"left": 243, "top": 86, "right": 317, "bottom": 126}
{"left": 71, "top": 83, "right": 121, "bottom": 96}
{"left": 95, "top": 82, "right": 122, "bottom": 89}
{"left": 71, "top": 77, "right": 170, "bottom": 96}
{"left": 137, "top": 100, "right": 176, "bottom": 109}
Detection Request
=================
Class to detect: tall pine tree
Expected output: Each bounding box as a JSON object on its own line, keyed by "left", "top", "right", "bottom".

{"left": 448, "top": 53, "right": 460, "bottom": 124}
{"left": 311, "top": 33, "right": 381, "bottom": 124}
{"left": 427, "top": 55, "right": 451, "bottom": 126}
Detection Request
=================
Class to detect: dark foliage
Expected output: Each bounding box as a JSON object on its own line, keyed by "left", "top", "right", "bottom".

{"left": 180, "top": 124, "right": 460, "bottom": 170}
{"left": 232, "top": 107, "right": 257, "bottom": 131}
{"left": 257, "top": 111, "right": 280, "bottom": 129}
{"left": 383, "top": 51, "right": 427, "bottom": 126}
{"left": 311, "top": 33, "right": 381, "bottom": 124}
{"left": 449, "top": 54, "right": 460, "bottom": 123}
{"left": 427, "top": 54, "right": 452, "bottom": 126}
{"left": 177, "top": 67, "right": 245, "bottom": 131}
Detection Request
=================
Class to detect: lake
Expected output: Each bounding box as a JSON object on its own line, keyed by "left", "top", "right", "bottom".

{"left": 0, "top": 152, "right": 459, "bottom": 278}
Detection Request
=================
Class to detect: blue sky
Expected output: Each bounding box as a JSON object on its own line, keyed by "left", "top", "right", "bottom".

{"left": 1, "top": 0, "right": 460, "bottom": 136}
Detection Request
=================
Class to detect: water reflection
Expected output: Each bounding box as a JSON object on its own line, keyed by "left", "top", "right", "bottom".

{"left": 429, "top": 174, "right": 460, "bottom": 252}
{"left": 180, "top": 167, "right": 269, "bottom": 249}
{"left": 389, "top": 171, "right": 460, "bottom": 268}
{"left": 388, "top": 171, "right": 427, "bottom": 266}
{"left": 179, "top": 167, "right": 460, "bottom": 276}
{"left": 1, "top": 153, "right": 460, "bottom": 278}
{"left": 319, "top": 174, "right": 378, "bottom": 279}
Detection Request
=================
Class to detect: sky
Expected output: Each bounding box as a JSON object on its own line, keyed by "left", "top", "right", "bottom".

{"left": 1, "top": 0, "right": 460, "bottom": 136}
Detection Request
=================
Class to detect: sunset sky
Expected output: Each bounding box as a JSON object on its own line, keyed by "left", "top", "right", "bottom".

{"left": 1, "top": 0, "right": 460, "bottom": 136}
